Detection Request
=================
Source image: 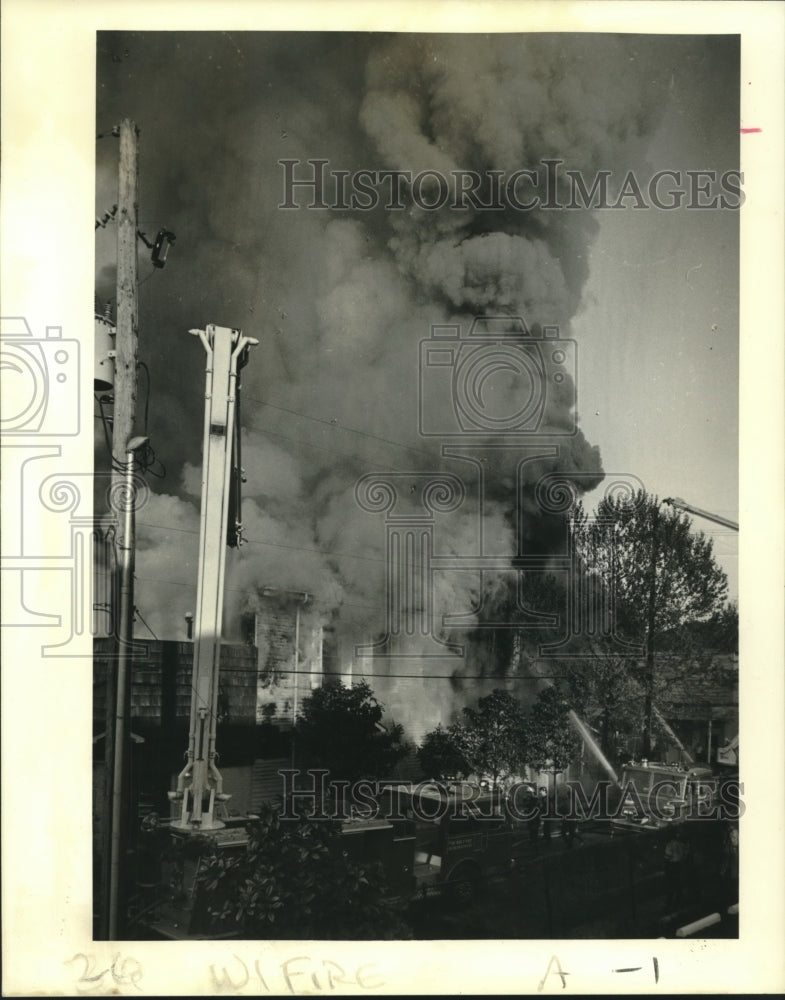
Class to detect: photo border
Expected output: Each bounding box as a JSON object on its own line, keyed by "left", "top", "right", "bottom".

{"left": 1, "top": 1, "right": 783, "bottom": 994}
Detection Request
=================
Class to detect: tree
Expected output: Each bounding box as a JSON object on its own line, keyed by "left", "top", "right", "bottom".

{"left": 676, "top": 601, "right": 738, "bottom": 654}
{"left": 448, "top": 689, "right": 528, "bottom": 787}
{"left": 710, "top": 601, "right": 739, "bottom": 653}
{"left": 569, "top": 489, "right": 729, "bottom": 756}
{"left": 197, "top": 803, "right": 411, "bottom": 939}
{"left": 417, "top": 725, "right": 470, "bottom": 781}
{"left": 294, "top": 679, "right": 409, "bottom": 785}
{"left": 562, "top": 652, "right": 642, "bottom": 769}
{"left": 526, "top": 686, "right": 582, "bottom": 777}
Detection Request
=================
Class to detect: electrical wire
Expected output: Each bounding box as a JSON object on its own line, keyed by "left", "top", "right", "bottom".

{"left": 137, "top": 268, "right": 158, "bottom": 289}
{"left": 95, "top": 354, "right": 735, "bottom": 721}
{"left": 134, "top": 572, "right": 392, "bottom": 616}
{"left": 241, "top": 418, "right": 453, "bottom": 483}
{"left": 94, "top": 393, "right": 114, "bottom": 455}
{"left": 127, "top": 567, "right": 574, "bottom": 683}
{"left": 134, "top": 441, "right": 166, "bottom": 479}
{"left": 206, "top": 666, "right": 572, "bottom": 681}
{"left": 243, "top": 394, "right": 433, "bottom": 461}
{"left": 243, "top": 417, "right": 390, "bottom": 465}
{"left": 97, "top": 611, "right": 215, "bottom": 726}
{"left": 134, "top": 607, "right": 158, "bottom": 640}
{"left": 94, "top": 360, "right": 167, "bottom": 477}
{"left": 136, "top": 519, "right": 388, "bottom": 565}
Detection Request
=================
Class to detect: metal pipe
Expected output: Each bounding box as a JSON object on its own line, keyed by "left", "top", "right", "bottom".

{"left": 108, "top": 435, "right": 148, "bottom": 940}
{"left": 675, "top": 912, "right": 722, "bottom": 937}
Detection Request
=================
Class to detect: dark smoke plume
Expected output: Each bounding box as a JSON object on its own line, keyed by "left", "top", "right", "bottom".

{"left": 95, "top": 32, "right": 735, "bottom": 731}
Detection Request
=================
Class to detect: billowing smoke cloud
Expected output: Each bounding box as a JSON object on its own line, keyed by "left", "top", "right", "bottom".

{"left": 95, "top": 31, "right": 725, "bottom": 731}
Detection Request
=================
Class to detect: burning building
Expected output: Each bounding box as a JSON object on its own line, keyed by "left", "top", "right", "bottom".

{"left": 248, "top": 588, "right": 327, "bottom": 726}
{"left": 94, "top": 30, "right": 739, "bottom": 782}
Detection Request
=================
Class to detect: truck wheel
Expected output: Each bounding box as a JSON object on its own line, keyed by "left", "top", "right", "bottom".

{"left": 447, "top": 862, "right": 482, "bottom": 906}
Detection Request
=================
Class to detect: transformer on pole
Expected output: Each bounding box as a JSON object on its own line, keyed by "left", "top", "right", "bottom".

{"left": 169, "top": 324, "right": 257, "bottom": 832}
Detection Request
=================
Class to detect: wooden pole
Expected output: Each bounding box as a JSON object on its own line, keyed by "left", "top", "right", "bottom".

{"left": 102, "top": 118, "right": 139, "bottom": 940}
{"left": 113, "top": 118, "right": 139, "bottom": 476}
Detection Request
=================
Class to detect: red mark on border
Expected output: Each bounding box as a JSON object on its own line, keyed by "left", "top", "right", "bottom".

{"left": 740, "top": 127, "right": 762, "bottom": 134}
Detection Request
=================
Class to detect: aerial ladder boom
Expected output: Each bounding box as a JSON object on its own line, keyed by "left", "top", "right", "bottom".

{"left": 664, "top": 495, "right": 738, "bottom": 767}
{"left": 663, "top": 497, "right": 739, "bottom": 532}
{"left": 170, "top": 324, "right": 257, "bottom": 831}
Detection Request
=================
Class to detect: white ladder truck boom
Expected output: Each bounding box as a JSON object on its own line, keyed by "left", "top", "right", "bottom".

{"left": 664, "top": 495, "right": 739, "bottom": 769}
{"left": 662, "top": 497, "right": 739, "bottom": 532}
{"left": 169, "top": 325, "right": 257, "bottom": 832}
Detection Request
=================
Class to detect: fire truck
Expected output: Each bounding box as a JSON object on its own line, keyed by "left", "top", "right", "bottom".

{"left": 609, "top": 498, "right": 739, "bottom": 832}
{"left": 611, "top": 760, "right": 716, "bottom": 831}
{"left": 339, "top": 782, "right": 529, "bottom": 902}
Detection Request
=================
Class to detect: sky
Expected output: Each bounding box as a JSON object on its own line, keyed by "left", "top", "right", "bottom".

{"left": 94, "top": 32, "right": 740, "bottom": 710}
{"left": 574, "top": 58, "right": 739, "bottom": 597}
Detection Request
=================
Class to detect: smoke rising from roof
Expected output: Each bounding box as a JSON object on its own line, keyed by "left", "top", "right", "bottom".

{"left": 96, "top": 31, "right": 735, "bottom": 727}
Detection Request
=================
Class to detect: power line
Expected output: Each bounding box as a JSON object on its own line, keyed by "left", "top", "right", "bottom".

{"left": 122, "top": 579, "right": 581, "bottom": 683}
{"left": 243, "top": 394, "right": 433, "bottom": 461}
{"left": 94, "top": 394, "right": 113, "bottom": 454}
{"left": 209, "top": 667, "right": 571, "bottom": 681}
{"left": 131, "top": 573, "right": 584, "bottom": 640}
{"left": 134, "top": 607, "right": 158, "bottom": 640}
{"left": 136, "top": 520, "right": 388, "bottom": 564}
{"left": 242, "top": 413, "right": 445, "bottom": 475}
{"left": 133, "top": 573, "right": 385, "bottom": 614}
{"left": 243, "top": 418, "right": 387, "bottom": 465}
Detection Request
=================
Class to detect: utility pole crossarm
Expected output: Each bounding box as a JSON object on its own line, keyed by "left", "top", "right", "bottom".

{"left": 663, "top": 497, "right": 739, "bottom": 532}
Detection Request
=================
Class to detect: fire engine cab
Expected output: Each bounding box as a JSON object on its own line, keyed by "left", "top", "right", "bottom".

{"left": 612, "top": 760, "right": 715, "bottom": 831}
{"left": 340, "top": 783, "right": 527, "bottom": 902}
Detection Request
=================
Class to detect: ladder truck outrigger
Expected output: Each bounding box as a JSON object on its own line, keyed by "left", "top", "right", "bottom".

{"left": 168, "top": 324, "right": 257, "bottom": 833}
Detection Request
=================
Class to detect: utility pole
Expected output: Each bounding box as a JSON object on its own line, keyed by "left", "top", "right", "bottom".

{"left": 101, "top": 117, "right": 139, "bottom": 940}
{"left": 113, "top": 118, "right": 139, "bottom": 477}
